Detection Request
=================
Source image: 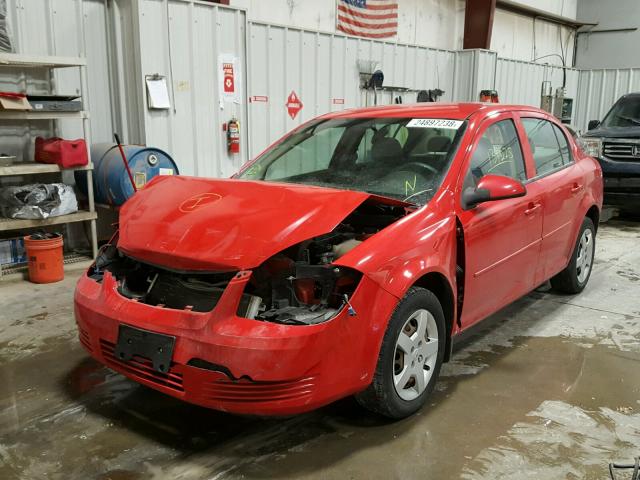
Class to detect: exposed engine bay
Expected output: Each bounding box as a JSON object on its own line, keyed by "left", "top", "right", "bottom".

{"left": 88, "top": 200, "right": 408, "bottom": 325}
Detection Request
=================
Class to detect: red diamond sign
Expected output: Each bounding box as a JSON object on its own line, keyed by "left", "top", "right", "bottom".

{"left": 286, "top": 90, "right": 303, "bottom": 119}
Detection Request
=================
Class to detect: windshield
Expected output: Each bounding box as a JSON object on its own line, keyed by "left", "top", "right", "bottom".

{"left": 601, "top": 96, "right": 640, "bottom": 128}
{"left": 238, "top": 117, "right": 466, "bottom": 205}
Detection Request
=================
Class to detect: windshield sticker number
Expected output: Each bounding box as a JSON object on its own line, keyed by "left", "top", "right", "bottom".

{"left": 407, "top": 119, "right": 463, "bottom": 129}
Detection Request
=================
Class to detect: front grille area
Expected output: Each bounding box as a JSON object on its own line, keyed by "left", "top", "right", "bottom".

{"left": 201, "top": 376, "right": 317, "bottom": 403}
{"left": 100, "top": 339, "right": 184, "bottom": 392}
{"left": 603, "top": 142, "right": 640, "bottom": 161}
{"left": 99, "top": 338, "right": 316, "bottom": 405}
{"left": 78, "top": 327, "right": 92, "bottom": 352}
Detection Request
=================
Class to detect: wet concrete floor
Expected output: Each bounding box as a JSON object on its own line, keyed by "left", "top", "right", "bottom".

{"left": 1, "top": 219, "right": 639, "bottom": 479}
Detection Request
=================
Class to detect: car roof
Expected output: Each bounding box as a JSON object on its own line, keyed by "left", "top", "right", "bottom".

{"left": 324, "top": 102, "right": 550, "bottom": 120}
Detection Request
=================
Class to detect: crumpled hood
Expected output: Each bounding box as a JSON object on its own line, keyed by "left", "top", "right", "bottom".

{"left": 118, "top": 176, "right": 403, "bottom": 271}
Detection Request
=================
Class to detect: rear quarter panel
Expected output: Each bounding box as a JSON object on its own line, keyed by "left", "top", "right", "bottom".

{"left": 571, "top": 149, "right": 604, "bottom": 246}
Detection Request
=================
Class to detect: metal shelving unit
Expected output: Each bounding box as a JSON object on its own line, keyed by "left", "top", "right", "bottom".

{"left": 0, "top": 210, "right": 97, "bottom": 231}
{"left": 0, "top": 162, "right": 93, "bottom": 176}
{"left": 0, "top": 110, "right": 88, "bottom": 120}
{"left": 0, "top": 54, "right": 98, "bottom": 280}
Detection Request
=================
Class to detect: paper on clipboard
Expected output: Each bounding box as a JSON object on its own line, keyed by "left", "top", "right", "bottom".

{"left": 146, "top": 76, "right": 171, "bottom": 110}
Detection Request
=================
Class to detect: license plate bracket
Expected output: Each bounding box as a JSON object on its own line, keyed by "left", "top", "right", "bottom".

{"left": 114, "top": 324, "right": 176, "bottom": 374}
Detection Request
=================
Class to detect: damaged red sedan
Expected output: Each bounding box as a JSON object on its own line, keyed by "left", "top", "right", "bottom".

{"left": 75, "top": 103, "right": 603, "bottom": 418}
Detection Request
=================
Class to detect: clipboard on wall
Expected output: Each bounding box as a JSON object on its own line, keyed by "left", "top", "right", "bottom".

{"left": 145, "top": 74, "right": 171, "bottom": 110}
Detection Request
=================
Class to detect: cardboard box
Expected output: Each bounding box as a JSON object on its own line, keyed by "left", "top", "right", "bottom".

{"left": 0, "top": 237, "right": 27, "bottom": 266}
{"left": 0, "top": 92, "right": 32, "bottom": 111}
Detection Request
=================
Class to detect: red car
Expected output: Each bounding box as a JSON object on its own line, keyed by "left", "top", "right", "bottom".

{"left": 75, "top": 103, "right": 603, "bottom": 418}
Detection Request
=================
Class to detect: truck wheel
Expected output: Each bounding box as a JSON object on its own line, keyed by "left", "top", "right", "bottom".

{"left": 550, "top": 217, "right": 596, "bottom": 294}
{"left": 355, "top": 287, "right": 445, "bottom": 419}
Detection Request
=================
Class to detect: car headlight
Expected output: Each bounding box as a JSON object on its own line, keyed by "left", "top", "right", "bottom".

{"left": 578, "top": 137, "right": 602, "bottom": 158}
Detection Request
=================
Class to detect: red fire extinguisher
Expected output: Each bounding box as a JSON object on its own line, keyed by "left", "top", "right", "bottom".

{"left": 227, "top": 118, "right": 240, "bottom": 154}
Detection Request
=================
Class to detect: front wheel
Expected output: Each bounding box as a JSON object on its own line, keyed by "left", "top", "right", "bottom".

{"left": 355, "top": 287, "right": 445, "bottom": 419}
{"left": 550, "top": 217, "right": 596, "bottom": 294}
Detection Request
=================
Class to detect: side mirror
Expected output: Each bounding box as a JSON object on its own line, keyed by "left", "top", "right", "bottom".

{"left": 462, "top": 174, "right": 527, "bottom": 210}
{"left": 587, "top": 120, "right": 600, "bottom": 130}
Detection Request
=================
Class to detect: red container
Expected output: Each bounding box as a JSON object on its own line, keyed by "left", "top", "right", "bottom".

{"left": 35, "top": 137, "right": 88, "bottom": 168}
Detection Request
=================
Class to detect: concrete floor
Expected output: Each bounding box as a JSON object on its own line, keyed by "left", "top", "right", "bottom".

{"left": 1, "top": 219, "right": 639, "bottom": 480}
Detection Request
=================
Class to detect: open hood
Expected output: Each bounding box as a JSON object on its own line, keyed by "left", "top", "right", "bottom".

{"left": 117, "top": 176, "right": 406, "bottom": 271}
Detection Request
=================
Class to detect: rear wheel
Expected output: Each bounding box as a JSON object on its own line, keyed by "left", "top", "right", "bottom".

{"left": 355, "top": 287, "right": 445, "bottom": 419}
{"left": 550, "top": 217, "right": 596, "bottom": 294}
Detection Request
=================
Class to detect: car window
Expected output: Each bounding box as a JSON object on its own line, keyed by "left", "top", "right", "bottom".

{"left": 552, "top": 123, "right": 572, "bottom": 165}
{"left": 264, "top": 125, "right": 345, "bottom": 180}
{"left": 600, "top": 95, "right": 640, "bottom": 128}
{"left": 463, "top": 119, "right": 527, "bottom": 189}
{"left": 356, "top": 123, "right": 409, "bottom": 164}
{"left": 521, "top": 118, "right": 571, "bottom": 176}
{"left": 240, "top": 117, "right": 466, "bottom": 205}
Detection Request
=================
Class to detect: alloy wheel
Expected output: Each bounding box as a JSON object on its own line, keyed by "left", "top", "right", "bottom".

{"left": 576, "top": 229, "right": 594, "bottom": 284}
{"left": 393, "top": 309, "right": 439, "bottom": 401}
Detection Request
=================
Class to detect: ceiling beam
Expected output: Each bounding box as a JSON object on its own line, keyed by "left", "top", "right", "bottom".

{"left": 463, "top": 0, "right": 497, "bottom": 49}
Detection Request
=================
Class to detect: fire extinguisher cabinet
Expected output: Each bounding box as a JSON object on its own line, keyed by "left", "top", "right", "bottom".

{"left": 75, "top": 144, "right": 179, "bottom": 206}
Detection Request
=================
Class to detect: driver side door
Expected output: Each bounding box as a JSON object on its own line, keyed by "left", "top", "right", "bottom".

{"left": 456, "top": 114, "right": 544, "bottom": 328}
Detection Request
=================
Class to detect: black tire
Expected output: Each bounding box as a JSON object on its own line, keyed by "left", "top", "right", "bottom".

{"left": 355, "top": 287, "right": 446, "bottom": 419}
{"left": 550, "top": 217, "right": 596, "bottom": 294}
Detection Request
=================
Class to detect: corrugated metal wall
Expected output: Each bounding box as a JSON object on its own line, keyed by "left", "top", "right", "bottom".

{"left": 247, "top": 22, "right": 457, "bottom": 157}
{"left": 135, "top": 0, "right": 247, "bottom": 178}
{"left": 573, "top": 68, "right": 640, "bottom": 132}
{"left": 451, "top": 49, "right": 497, "bottom": 104}
{"left": 495, "top": 57, "right": 579, "bottom": 108}
{"left": 2, "top": 0, "right": 619, "bottom": 176}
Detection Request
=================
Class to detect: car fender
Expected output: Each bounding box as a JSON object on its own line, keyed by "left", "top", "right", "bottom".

{"left": 335, "top": 189, "right": 458, "bottom": 322}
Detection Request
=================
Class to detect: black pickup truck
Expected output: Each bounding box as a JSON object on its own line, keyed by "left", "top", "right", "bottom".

{"left": 580, "top": 93, "right": 640, "bottom": 213}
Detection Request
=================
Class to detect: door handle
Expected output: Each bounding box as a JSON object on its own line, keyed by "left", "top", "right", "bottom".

{"left": 571, "top": 183, "right": 583, "bottom": 193}
{"left": 525, "top": 202, "right": 541, "bottom": 215}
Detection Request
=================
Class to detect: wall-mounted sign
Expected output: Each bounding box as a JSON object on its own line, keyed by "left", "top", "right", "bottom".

{"left": 286, "top": 90, "right": 303, "bottom": 119}
{"left": 250, "top": 95, "right": 269, "bottom": 103}
{"left": 218, "top": 53, "right": 241, "bottom": 104}
{"left": 332, "top": 98, "right": 345, "bottom": 105}
{"left": 223, "top": 64, "right": 235, "bottom": 93}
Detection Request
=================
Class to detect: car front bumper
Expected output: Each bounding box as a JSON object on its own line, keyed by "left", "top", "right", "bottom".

{"left": 602, "top": 175, "right": 640, "bottom": 210}
{"left": 596, "top": 156, "right": 640, "bottom": 210}
{"left": 74, "top": 269, "right": 398, "bottom": 415}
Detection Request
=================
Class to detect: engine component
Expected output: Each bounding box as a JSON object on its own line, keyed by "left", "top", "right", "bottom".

{"left": 241, "top": 199, "right": 407, "bottom": 325}
{"left": 333, "top": 238, "right": 362, "bottom": 258}
{"left": 261, "top": 306, "right": 338, "bottom": 325}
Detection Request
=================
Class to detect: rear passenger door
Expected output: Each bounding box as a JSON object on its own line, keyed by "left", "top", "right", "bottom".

{"left": 519, "top": 114, "right": 584, "bottom": 280}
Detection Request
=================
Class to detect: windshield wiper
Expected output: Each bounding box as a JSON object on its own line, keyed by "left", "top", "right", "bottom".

{"left": 615, "top": 114, "right": 640, "bottom": 126}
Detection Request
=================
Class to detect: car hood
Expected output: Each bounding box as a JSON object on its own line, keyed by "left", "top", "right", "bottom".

{"left": 118, "top": 176, "right": 408, "bottom": 271}
{"left": 583, "top": 126, "right": 640, "bottom": 139}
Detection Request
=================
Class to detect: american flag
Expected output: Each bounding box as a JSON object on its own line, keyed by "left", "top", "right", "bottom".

{"left": 336, "top": 0, "right": 398, "bottom": 39}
